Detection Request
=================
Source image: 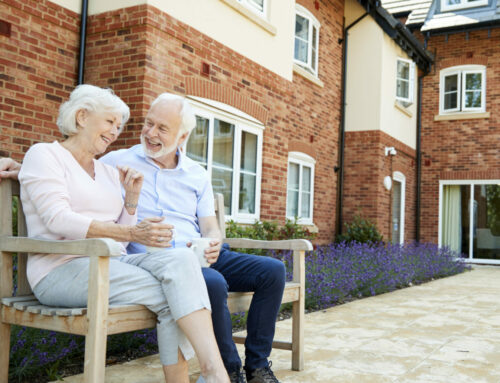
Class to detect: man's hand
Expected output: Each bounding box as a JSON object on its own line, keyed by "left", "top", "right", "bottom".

{"left": 188, "top": 238, "right": 222, "bottom": 265}
{"left": 0, "top": 158, "right": 21, "bottom": 182}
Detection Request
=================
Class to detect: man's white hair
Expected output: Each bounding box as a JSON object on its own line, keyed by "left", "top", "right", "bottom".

{"left": 151, "top": 93, "right": 196, "bottom": 135}
{"left": 57, "top": 84, "right": 130, "bottom": 137}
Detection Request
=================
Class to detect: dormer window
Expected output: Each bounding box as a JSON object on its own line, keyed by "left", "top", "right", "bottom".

{"left": 441, "top": 0, "right": 488, "bottom": 12}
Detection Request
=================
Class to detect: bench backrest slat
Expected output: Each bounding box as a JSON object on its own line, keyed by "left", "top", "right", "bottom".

{"left": 0, "top": 179, "right": 31, "bottom": 295}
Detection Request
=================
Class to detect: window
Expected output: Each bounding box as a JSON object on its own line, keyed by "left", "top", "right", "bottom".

{"left": 286, "top": 152, "right": 315, "bottom": 224}
{"left": 396, "top": 58, "right": 415, "bottom": 104}
{"left": 440, "top": 66, "right": 486, "bottom": 114}
{"left": 238, "top": 0, "right": 266, "bottom": 16}
{"left": 441, "top": 0, "right": 488, "bottom": 12}
{"left": 439, "top": 181, "right": 500, "bottom": 263}
{"left": 186, "top": 98, "right": 263, "bottom": 223}
{"left": 294, "top": 4, "right": 320, "bottom": 76}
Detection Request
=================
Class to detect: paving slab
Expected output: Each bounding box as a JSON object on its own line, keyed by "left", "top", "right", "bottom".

{"left": 54, "top": 265, "right": 500, "bottom": 383}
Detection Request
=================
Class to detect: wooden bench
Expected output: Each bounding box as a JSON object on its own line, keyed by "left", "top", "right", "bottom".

{"left": 0, "top": 178, "right": 312, "bottom": 383}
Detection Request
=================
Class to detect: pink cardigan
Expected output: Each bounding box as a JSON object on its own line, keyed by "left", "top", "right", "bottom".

{"left": 18, "top": 142, "right": 137, "bottom": 288}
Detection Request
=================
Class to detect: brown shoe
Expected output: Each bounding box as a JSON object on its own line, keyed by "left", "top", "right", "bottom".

{"left": 245, "top": 362, "right": 280, "bottom": 383}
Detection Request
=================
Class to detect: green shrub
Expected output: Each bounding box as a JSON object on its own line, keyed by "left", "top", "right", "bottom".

{"left": 335, "top": 215, "right": 383, "bottom": 244}
{"left": 225, "top": 218, "right": 316, "bottom": 242}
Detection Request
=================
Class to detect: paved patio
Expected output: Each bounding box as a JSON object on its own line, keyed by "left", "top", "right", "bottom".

{"left": 55, "top": 265, "right": 500, "bottom": 383}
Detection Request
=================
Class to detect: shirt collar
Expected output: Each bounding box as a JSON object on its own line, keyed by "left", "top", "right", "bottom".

{"left": 134, "top": 144, "right": 186, "bottom": 171}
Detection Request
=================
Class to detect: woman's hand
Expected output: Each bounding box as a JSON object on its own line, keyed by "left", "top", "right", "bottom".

{"left": 117, "top": 165, "right": 143, "bottom": 195}
{"left": 131, "top": 217, "right": 175, "bottom": 247}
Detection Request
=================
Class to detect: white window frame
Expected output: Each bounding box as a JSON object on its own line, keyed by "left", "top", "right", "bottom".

{"left": 439, "top": 65, "right": 486, "bottom": 115}
{"left": 392, "top": 171, "right": 406, "bottom": 244}
{"left": 294, "top": 4, "right": 320, "bottom": 77}
{"left": 238, "top": 0, "right": 267, "bottom": 17}
{"left": 286, "top": 151, "right": 315, "bottom": 225}
{"left": 186, "top": 97, "right": 264, "bottom": 224}
{"left": 438, "top": 179, "right": 500, "bottom": 264}
{"left": 396, "top": 58, "right": 415, "bottom": 104}
{"left": 441, "top": 0, "right": 488, "bottom": 12}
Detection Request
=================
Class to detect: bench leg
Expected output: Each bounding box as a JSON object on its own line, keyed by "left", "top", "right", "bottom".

{"left": 83, "top": 256, "right": 110, "bottom": 383}
{"left": 291, "top": 300, "right": 304, "bottom": 371}
{"left": 0, "top": 320, "right": 11, "bottom": 383}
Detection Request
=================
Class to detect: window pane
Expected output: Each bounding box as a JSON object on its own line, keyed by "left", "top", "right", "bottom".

{"left": 239, "top": 173, "right": 256, "bottom": 214}
{"left": 473, "top": 184, "right": 500, "bottom": 260}
{"left": 287, "top": 191, "right": 299, "bottom": 217}
{"left": 288, "top": 163, "right": 299, "bottom": 190}
{"left": 295, "top": 14, "right": 309, "bottom": 40}
{"left": 186, "top": 116, "right": 209, "bottom": 166}
{"left": 465, "top": 90, "right": 482, "bottom": 108}
{"left": 212, "top": 167, "right": 233, "bottom": 215}
{"left": 444, "top": 92, "right": 458, "bottom": 110}
{"left": 302, "top": 166, "right": 311, "bottom": 192}
{"left": 465, "top": 73, "right": 482, "bottom": 91}
{"left": 441, "top": 185, "right": 468, "bottom": 255}
{"left": 397, "top": 79, "right": 409, "bottom": 99}
{"left": 213, "top": 119, "right": 234, "bottom": 168}
{"left": 301, "top": 191, "right": 311, "bottom": 218}
{"left": 446, "top": 0, "right": 461, "bottom": 4}
{"left": 397, "top": 60, "right": 410, "bottom": 80}
{"left": 294, "top": 38, "right": 308, "bottom": 63}
{"left": 240, "top": 131, "right": 257, "bottom": 173}
{"left": 247, "top": 0, "right": 264, "bottom": 11}
{"left": 311, "top": 26, "right": 317, "bottom": 71}
{"left": 444, "top": 74, "right": 458, "bottom": 92}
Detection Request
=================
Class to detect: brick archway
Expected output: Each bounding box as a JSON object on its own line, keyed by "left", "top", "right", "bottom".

{"left": 185, "top": 77, "right": 269, "bottom": 124}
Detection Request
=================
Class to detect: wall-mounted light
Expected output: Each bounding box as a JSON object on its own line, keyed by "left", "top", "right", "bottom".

{"left": 383, "top": 176, "right": 392, "bottom": 191}
{"left": 385, "top": 146, "right": 397, "bottom": 156}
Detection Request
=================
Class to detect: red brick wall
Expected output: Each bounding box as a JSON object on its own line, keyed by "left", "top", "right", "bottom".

{"left": 0, "top": 0, "right": 80, "bottom": 161}
{"left": 420, "top": 30, "right": 500, "bottom": 243}
{"left": 344, "top": 130, "right": 417, "bottom": 241}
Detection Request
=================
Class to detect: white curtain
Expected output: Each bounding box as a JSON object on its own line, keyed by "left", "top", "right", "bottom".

{"left": 442, "top": 185, "right": 462, "bottom": 253}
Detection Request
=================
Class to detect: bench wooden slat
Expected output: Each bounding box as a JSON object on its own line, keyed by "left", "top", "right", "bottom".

{"left": 12, "top": 300, "right": 40, "bottom": 311}
{"left": 1, "top": 295, "right": 36, "bottom": 306}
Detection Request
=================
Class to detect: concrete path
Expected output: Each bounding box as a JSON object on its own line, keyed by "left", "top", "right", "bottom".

{"left": 55, "top": 265, "right": 500, "bottom": 383}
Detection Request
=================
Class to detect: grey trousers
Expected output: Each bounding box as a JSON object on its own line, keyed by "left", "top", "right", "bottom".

{"left": 33, "top": 248, "right": 211, "bottom": 365}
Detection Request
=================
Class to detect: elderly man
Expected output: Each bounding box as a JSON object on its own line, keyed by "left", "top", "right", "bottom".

{"left": 0, "top": 93, "right": 285, "bottom": 383}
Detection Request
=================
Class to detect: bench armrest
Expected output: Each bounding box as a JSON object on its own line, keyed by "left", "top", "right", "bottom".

{"left": 0, "top": 236, "right": 122, "bottom": 257}
{"left": 223, "top": 238, "right": 313, "bottom": 251}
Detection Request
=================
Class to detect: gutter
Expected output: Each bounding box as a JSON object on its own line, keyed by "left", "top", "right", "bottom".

{"left": 77, "top": 0, "right": 89, "bottom": 85}
{"left": 336, "top": 11, "right": 369, "bottom": 238}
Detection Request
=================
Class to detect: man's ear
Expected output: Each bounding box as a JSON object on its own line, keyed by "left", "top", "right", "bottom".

{"left": 75, "top": 109, "right": 88, "bottom": 128}
{"left": 177, "top": 131, "right": 190, "bottom": 146}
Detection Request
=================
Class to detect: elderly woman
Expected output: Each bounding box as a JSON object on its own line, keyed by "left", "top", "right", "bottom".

{"left": 18, "top": 85, "right": 229, "bottom": 383}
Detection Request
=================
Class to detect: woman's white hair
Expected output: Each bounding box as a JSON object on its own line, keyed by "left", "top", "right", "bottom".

{"left": 150, "top": 93, "right": 196, "bottom": 135}
{"left": 57, "top": 84, "right": 130, "bottom": 137}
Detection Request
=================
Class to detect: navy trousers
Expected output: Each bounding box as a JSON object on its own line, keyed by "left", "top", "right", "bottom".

{"left": 202, "top": 244, "right": 286, "bottom": 372}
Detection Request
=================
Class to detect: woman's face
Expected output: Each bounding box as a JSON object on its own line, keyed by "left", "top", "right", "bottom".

{"left": 76, "top": 109, "right": 122, "bottom": 155}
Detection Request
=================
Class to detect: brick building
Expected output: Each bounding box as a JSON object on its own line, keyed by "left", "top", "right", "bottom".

{"left": 1, "top": 0, "right": 497, "bottom": 257}
{"left": 383, "top": 0, "right": 500, "bottom": 262}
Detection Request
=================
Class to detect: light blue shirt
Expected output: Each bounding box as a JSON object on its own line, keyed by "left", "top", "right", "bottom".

{"left": 100, "top": 145, "right": 215, "bottom": 254}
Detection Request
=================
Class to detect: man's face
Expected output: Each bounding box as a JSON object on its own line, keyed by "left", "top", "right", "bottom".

{"left": 140, "top": 100, "right": 188, "bottom": 159}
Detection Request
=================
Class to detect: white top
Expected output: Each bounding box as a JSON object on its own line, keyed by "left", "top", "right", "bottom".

{"left": 101, "top": 145, "right": 215, "bottom": 254}
{"left": 19, "top": 141, "right": 137, "bottom": 288}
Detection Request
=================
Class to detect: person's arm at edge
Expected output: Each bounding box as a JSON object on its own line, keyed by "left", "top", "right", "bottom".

{"left": 0, "top": 158, "right": 21, "bottom": 182}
